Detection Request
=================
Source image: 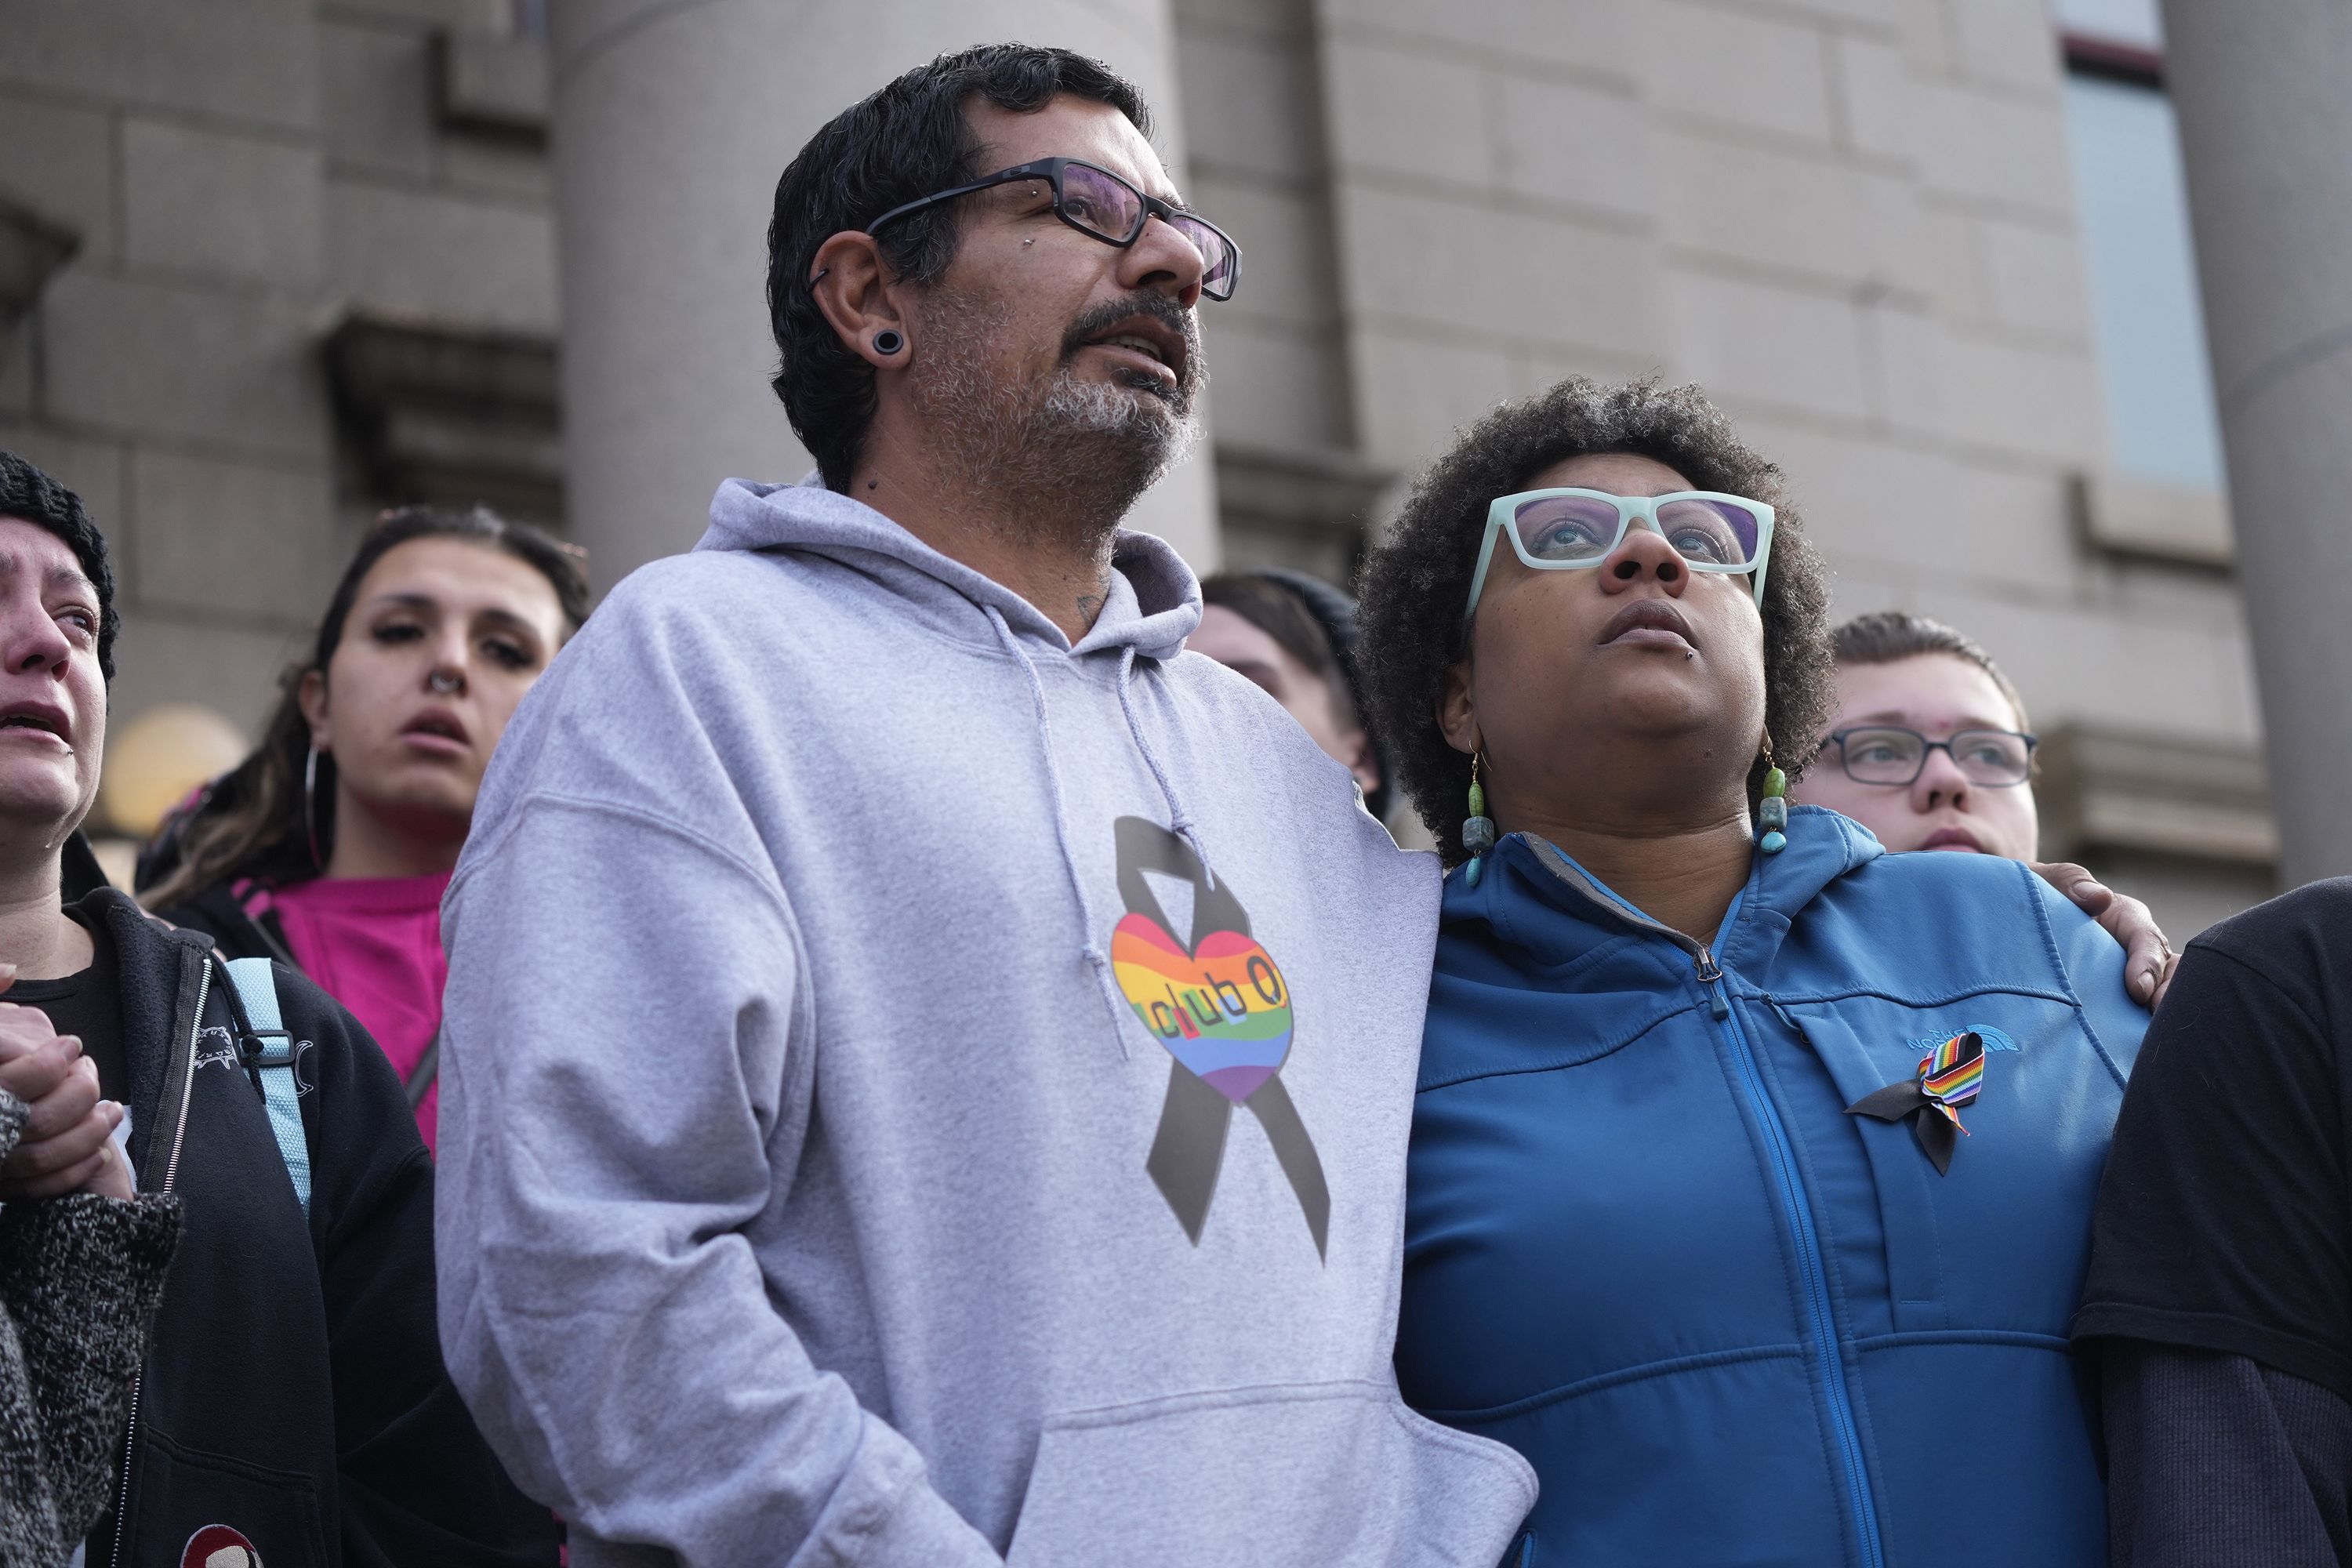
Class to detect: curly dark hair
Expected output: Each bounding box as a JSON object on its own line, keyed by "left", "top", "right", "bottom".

{"left": 766, "top": 44, "right": 1152, "bottom": 491}
{"left": 1356, "top": 377, "right": 1836, "bottom": 865}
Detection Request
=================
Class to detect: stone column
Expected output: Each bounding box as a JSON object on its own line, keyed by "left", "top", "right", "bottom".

{"left": 548, "top": 0, "right": 1218, "bottom": 591}
{"left": 2161, "top": 0, "right": 2352, "bottom": 884}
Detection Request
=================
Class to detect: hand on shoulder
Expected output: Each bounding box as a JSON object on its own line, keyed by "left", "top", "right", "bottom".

{"left": 2031, "top": 862, "right": 2176, "bottom": 1009}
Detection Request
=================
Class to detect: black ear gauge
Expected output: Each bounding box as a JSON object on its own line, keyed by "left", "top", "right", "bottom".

{"left": 873, "top": 328, "right": 905, "bottom": 355}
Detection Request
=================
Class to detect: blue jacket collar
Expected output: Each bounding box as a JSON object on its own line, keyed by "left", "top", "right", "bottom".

{"left": 1446, "top": 804, "right": 1883, "bottom": 976}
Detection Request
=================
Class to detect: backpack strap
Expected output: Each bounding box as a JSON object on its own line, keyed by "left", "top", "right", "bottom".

{"left": 223, "top": 956, "right": 312, "bottom": 1215}
{"left": 405, "top": 1031, "right": 440, "bottom": 1112}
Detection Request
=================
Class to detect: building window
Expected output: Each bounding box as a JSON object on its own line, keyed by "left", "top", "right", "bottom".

{"left": 2056, "top": 0, "right": 2227, "bottom": 493}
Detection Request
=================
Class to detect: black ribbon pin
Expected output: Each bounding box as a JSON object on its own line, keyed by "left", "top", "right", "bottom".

{"left": 1846, "top": 1029, "right": 1985, "bottom": 1177}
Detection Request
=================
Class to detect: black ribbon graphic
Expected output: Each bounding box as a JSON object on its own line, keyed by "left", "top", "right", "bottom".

{"left": 1845, "top": 1030, "right": 1984, "bottom": 1177}
{"left": 1116, "top": 817, "right": 1330, "bottom": 1258}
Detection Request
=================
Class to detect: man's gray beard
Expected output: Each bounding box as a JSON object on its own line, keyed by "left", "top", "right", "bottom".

{"left": 910, "top": 296, "right": 1203, "bottom": 543}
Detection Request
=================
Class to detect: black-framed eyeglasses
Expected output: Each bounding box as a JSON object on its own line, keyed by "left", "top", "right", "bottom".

{"left": 864, "top": 157, "right": 1241, "bottom": 302}
{"left": 1828, "top": 726, "right": 2039, "bottom": 787}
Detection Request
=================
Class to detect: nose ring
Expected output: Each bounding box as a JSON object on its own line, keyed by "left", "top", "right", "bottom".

{"left": 430, "top": 670, "right": 461, "bottom": 695}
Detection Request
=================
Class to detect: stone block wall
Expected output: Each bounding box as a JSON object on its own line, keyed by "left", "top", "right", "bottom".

{"left": 0, "top": 0, "right": 555, "bottom": 768}
{"left": 1174, "top": 0, "right": 2261, "bottom": 916}
{"left": 0, "top": 0, "right": 2266, "bottom": 918}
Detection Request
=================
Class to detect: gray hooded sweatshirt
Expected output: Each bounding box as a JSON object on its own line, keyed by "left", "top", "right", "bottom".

{"left": 435, "top": 477, "right": 1537, "bottom": 1566}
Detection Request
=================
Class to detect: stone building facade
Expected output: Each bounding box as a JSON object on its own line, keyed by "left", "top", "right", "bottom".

{"left": 0, "top": 0, "right": 2270, "bottom": 929}
{"left": 1, "top": 0, "right": 561, "bottom": 757}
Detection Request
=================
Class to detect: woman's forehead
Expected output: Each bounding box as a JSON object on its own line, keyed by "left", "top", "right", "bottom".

{"left": 358, "top": 537, "right": 562, "bottom": 622}
{"left": 1521, "top": 450, "right": 1695, "bottom": 496}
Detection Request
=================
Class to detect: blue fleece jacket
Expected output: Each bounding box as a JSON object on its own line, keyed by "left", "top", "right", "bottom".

{"left": 1396, "top": 805, "right": 2147, "bottom": 1568}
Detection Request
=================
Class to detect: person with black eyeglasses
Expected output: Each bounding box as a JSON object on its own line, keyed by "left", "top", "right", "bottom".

{"left": 1802, "top": 610, "right": 2042, "bottom": 859}
{"left": 1804, "top": 610, "right": 2177, "bottom": 1008}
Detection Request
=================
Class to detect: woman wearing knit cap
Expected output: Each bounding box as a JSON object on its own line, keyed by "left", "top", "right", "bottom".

{"left": 0, "top": 450, "right": 554, "bottom": 1568}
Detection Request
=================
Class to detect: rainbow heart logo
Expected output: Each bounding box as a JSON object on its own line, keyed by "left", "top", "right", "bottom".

{"left": 1112, "top": 913, "right": 1294, "bottom": 1102}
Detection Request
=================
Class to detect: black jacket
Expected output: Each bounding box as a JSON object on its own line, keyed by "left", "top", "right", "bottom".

{"left": 151, "top": 881, "right": 441, "bottom": 1112}
{"left": 148, "top": 877, "right": 295, "bottom": 969}
{"left": 79, "top": 888, "right": 554, "bottom": 1568}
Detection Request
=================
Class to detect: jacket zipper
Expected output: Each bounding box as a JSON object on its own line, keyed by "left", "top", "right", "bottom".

{"left": 108, "top": 958, "right": 208, "bottom": 1568}
{"left": 1519, "top": 840, "right": 1885, "bottom": 1566}
{"left": 1697, "top": 950, "right": 1886, "bottom": 1568}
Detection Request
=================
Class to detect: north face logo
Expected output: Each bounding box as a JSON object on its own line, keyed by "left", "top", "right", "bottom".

{"left": 1907, "top": 1023, "right": 2018, "bottom": 1054}
{"left": 181, "top": 1523, "right": 261, "bottom": 1568}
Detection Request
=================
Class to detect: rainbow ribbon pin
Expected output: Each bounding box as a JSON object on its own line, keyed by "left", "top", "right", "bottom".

{"left": 1846, "top": 1030, "right": 1985, "bottom": 1175}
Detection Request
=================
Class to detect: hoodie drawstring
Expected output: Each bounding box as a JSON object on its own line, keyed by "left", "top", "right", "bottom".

{"left": 1114, "top": 646, "right": 1214, "bottom": 884}
{"left": 985, "top": 605, "right": 1135, "bottom": 1058}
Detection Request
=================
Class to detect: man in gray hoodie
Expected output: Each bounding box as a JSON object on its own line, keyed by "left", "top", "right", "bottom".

{"left": 435, "top": 42, "right": 1538, "bottom": 1568}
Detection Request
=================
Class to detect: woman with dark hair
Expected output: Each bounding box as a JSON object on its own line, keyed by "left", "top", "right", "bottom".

{"left": 1359, "top": 379, "right": 2149, "bottom": 1566}
{"left": 1192, "top": 569, "right": 1390, "bottom": 818}
{"left": 0, "top": 453, "right": 556, "bottom": 1566}
{"left": 141, "top": 506, "right": 589, "bottom": 1151}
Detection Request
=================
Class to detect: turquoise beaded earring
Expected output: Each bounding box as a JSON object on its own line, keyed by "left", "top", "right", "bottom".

{"left": 1756, "top": 735, "right": 1788, "bottom": 855}
{"left": 1463, "top": 752, "right": 1497, "bottom": 887}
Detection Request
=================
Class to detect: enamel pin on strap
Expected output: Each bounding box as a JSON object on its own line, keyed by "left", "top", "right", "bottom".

{"left": 1846, "top": 1029, "right": 1984, "bottom": 1176}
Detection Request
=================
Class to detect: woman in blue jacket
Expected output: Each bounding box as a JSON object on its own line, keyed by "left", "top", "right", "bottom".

{"left": 1356, "top": 377, "right": 2147, "bottom": 1567}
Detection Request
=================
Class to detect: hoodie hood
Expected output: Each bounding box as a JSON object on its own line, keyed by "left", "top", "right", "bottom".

{"left": 696, "top": 478, "right": 1211, "bottom": 1048}
{"left": 698, "top": 475, "right": 1200, "bottom": 662}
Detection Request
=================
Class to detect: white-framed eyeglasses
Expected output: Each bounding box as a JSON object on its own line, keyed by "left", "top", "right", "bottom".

{"left": 1462, "top": 488, "right": 1777, "bottom": 626}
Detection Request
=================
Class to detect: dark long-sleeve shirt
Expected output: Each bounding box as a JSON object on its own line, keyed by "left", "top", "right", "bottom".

{"left": 2075, "top": 879, "right": 2352, "bottom": 1566}
{"left": 2103, "top": 1342, "right": 2352, "bottom": 1566}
